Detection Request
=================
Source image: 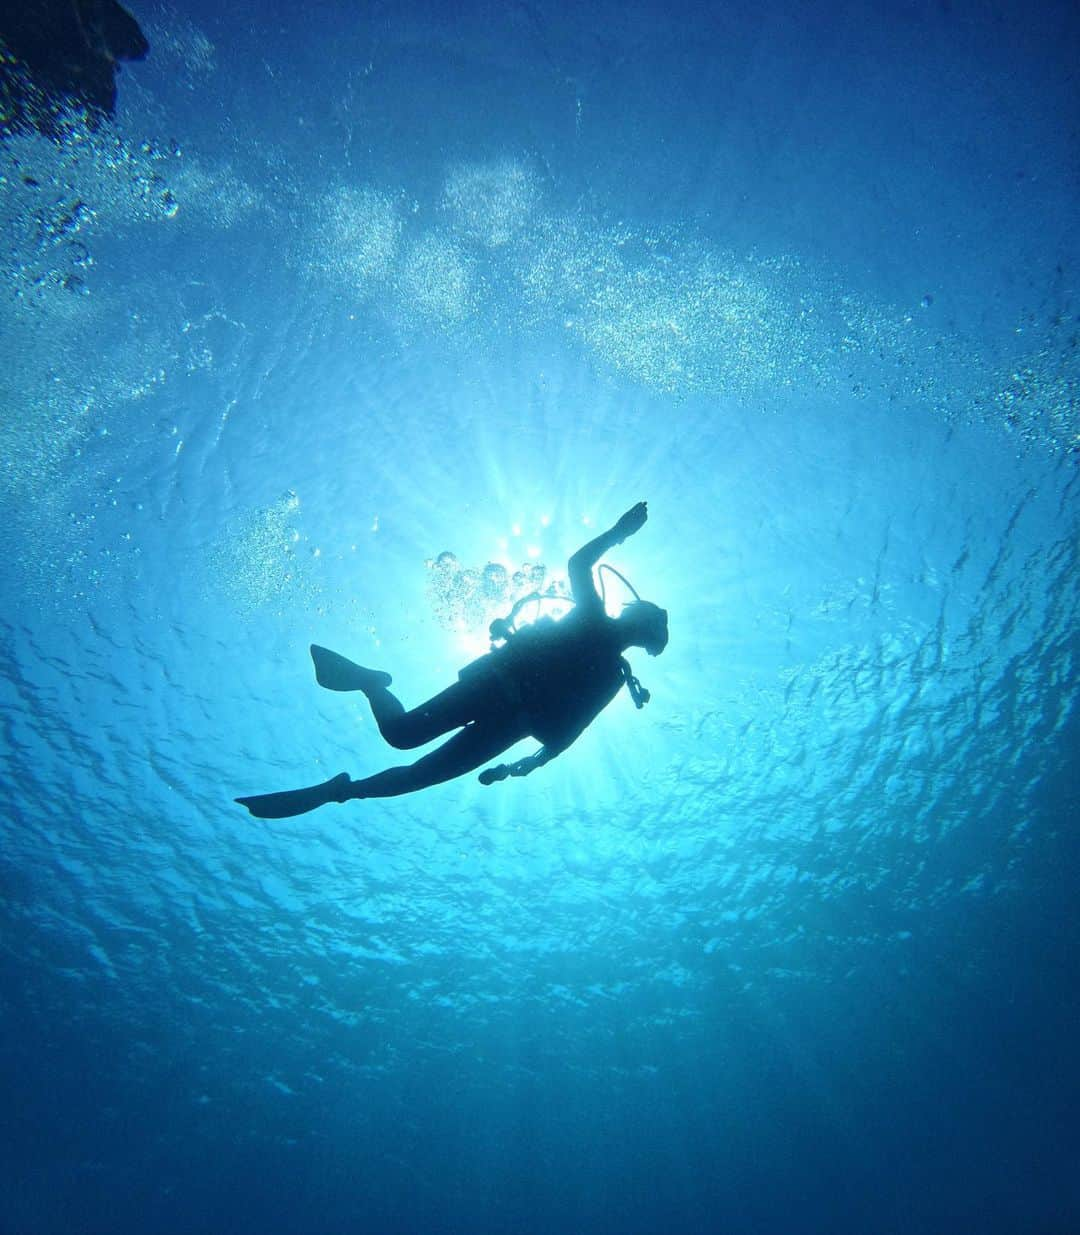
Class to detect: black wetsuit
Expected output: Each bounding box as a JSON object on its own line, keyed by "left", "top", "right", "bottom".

{"left": 461, "top": 613, "right": 626, "bottom": 749}
{"left": 342, "top": 606, "right": 627, "bottom": 800}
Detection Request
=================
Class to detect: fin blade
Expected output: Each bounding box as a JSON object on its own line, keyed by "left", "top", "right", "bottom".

{"left": 310, "top": 644, "right": 391, "bottom": 692}
{"left": 235, "top": 772, "right": 350, "bottom": 819}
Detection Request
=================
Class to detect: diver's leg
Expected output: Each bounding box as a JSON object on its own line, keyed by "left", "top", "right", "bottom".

{"left": 375, "top": 680, "right": 489, "bottom": 749}
{"left": 342, "top": 723, "right": 516, "bottom": 800}
{"left": 311, "top": 644, "right": 481, "bottom": 750}
{"left": 236, "top": 772, "right": 350, "bottom": 819}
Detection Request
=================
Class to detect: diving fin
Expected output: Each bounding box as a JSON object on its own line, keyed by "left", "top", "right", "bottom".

{"left": 310, "top": 644, "right": 392, "bottom": 693}
{"left": 236, "top": 771, "right": 352, "bottom": 819}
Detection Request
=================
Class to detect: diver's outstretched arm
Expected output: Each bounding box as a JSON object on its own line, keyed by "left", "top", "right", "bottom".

{"left": 478, "top": 743, "right": 562, "bottom": 785}
{"left": 568, "top": 502, "right": 648, "bottom": 607}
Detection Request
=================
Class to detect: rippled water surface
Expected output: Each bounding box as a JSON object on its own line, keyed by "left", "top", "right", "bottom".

{"left": 2, "top": 2, "right": 1078, "bottom": 1232}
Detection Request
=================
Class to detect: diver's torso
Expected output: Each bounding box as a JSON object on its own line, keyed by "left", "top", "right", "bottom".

{"left": 461, "top": 612, "right": 624, "bottom": 746}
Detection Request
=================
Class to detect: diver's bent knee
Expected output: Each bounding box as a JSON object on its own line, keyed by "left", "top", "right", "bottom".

{"left": 381, "top": 721, "right": 431, "bottom": 750}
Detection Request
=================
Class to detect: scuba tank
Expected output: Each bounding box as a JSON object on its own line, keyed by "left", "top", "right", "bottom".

{"left": 487, "top": 564, "right": 652, "bottom": 710}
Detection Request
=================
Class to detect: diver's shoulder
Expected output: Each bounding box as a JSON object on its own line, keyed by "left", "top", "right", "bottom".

{"left": 560, "top": 601, "right": 611, "bottom": 630}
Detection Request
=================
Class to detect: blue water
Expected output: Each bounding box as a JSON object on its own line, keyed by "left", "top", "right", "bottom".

{"left": 2, "top": 1, "right": 1078, "bottom": 1232}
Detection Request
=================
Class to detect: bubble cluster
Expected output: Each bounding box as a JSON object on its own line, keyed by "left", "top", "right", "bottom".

{"left": 442, "top": 157, "right": 543, "bottom": 248}
{"left": 208, "top": 491, "right": 321, "bottom": 615}
{"left": 168, "top": 158, "right": 261, "bottom": 229}
{"left": 0, "top": 333, "right": 91, "bottom": 500}
{"left": 992, "top": 332, "right": 1079, "bottom": 454}
{"left": 0, "top": 129, "right": 179, "bottom": 302}
{"left": 395, "top": 232, "right": 478, "bottom": 326}
{"left": 584, "top": 250, "right": 807, "bottom": 395}
{"left": 0, "top": 290, "right": 168, "bottom": 505}
{"left": 1, "top": 127, "right": 268, "bottom": 303}
{"left": 141, "top": 7, "right": 216, "bottom": 84}
{"left": 303, "top": 186, "right": 402, "bottom": 290}
{"left": 0, "top": 77, "right": 269, "bottom": 608}
{"left": 426, "top": 551, "right": 559, "bottom": 638}
{"left": 519, "top": 219, "right": 820, "bottom": 394}
{"left": 300, "top": 164, "right": 826, "bottom": 395}
{"left": 289, "top": 152, "right": 1080, "bottom": 456}
{"left": 0, "top": 121, "right": 257, "bottom": 552}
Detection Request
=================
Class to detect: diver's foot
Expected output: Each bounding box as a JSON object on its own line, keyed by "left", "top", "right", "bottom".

{"left": 310, "top": 644, "right": 392, "bottom": 693}
{"left": 236, "top": 771, "right": 353, "bottom": 819}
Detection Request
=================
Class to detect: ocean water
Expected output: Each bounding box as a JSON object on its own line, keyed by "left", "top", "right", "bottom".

{"left": 1, "top": 1, "right": 1078, "bottom": 1232}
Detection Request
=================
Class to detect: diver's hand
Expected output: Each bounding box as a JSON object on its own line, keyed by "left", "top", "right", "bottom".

{"left": 614, "top": 501, "right": 648, "bottom": 542}
{"left": 479, "top": 755, "right": 541, "bottom": 785}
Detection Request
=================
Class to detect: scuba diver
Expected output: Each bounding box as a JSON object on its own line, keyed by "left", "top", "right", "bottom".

{"left": 236, "top": 502, "right": 669, "bottom": 819}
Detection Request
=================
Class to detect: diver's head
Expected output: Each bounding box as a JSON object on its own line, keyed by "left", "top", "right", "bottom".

{"left": 618, "top": 600, "right": 669, "bottom": 656}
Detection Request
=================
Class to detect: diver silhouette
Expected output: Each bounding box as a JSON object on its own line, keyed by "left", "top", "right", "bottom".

{"left": 235, "top": 503, "right": 668, "bottom": 819}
